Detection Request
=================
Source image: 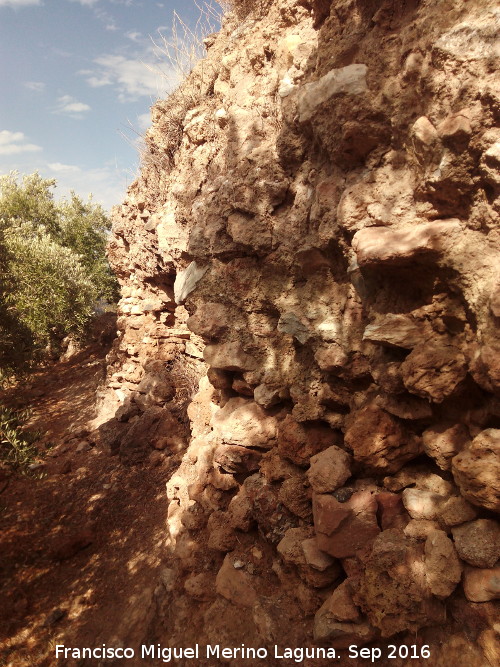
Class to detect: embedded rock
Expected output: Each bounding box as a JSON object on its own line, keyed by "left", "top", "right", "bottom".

{"left": 363, "top": 314, "right": 426, "bottom": 350}
{"left": 452, "top": 429, "right": 500, "bottom": 513}
{"left": 277, "top": 415, "right": 342, "bottom": 467}
{"left": 203, "top": 343, "right": 258, "bottom": 372}
{"left": 215, "top": 554, "right": 258, "bottom": 608}
{"left": 451, "top": 520, "right": 500, "bottom": 569}
{"left": 297, "top": 64, "right": 368, "bottom": 123}
{"left": 424, "top": 529, "right": 462, "bottom": 599}
{"left": 352, "top": 221, "right": 462, "bottom": 267}
{"left": 463, "top": 566, "right": 500, "bottom": 603}
{"left": 344, "top": 404, "right": 422, "bottom": 474}
{"left": 401, "top": 341, "right": 467, "bottom": 403}
{"left": 307, "top": 445, "right": 352, "bottom": 494}
{"left": 212, "top": 398, "right": 278, "bottom": 449}
{"left": 313, "top": 490, "right": 380, "bottom": 559}
{"left": 422, "top": 422, "right": 470, "bottom": 471}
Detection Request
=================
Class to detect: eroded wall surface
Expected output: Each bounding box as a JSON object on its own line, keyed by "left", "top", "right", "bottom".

{"left": 96, "top": 0, "right": 499, "bottom": 662}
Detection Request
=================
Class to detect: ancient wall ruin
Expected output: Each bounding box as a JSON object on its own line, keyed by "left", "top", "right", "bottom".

{"left": 94, "top": 0, "right": 500, "bottom": 662}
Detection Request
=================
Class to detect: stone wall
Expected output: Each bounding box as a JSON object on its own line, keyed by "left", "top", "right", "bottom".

{"left": 95, "top": 0, "right": 499, "bottom": 661}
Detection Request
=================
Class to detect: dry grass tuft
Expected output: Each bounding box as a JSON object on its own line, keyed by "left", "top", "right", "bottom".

{"left": 220, "top": 0, "right": 274, "bottom": 19}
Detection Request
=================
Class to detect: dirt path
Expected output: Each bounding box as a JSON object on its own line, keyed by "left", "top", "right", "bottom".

{"left": 0, "top": 348, "right": 174, "bottom": 667}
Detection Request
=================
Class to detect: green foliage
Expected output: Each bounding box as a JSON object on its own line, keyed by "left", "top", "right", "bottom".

{"left": 0, "top": 404, "right": 40, "bottom": 471}
{"left": 0, "top": 171, "right": 118, "bottom": 375}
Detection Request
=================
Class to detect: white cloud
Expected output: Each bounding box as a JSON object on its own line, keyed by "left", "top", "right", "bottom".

{"left": 24, "top": 81, "right": 46, "bottom": 92}
{"left": 54, "top": 95, "right": 91, "bottom": 118}
{"left": 47, "top": 162, "right": 81, "bottom": 173}
{"left": 45, "top": 161, "right": 130, "bottom": 211}
{"left": 83, "top": 54, "right": 175, "bottom": 102}
{"left": 0, "top": 0, "right": 41, "bottom": 7}
{"left": 137, "top": 113, "right": 151, "bottom": 131}
{"left": 125, "top": 30, "right": 142, "bottom": 42}
{"left": 68, "top": 0, "right": 98, "bottom": 5}
{"left": 0, "top": 130, "right": 42, "bottom": 156}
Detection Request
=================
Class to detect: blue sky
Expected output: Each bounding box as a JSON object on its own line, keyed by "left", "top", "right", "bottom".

{"left": 0, "top": 0, "right": 221, "bottom": 210}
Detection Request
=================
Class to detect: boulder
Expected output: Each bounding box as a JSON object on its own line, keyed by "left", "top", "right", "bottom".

{"left": 462, "top": 566, "right": 500, "bottom": 603}
{"left": 424, "top": 529, "right": 462, "bottom": 599}
{"left": 186, "top": 302, "right": 231, "bottom": 340}
{"left": 344, "top": 403, "right": 421, "bottom": 474}
{"left": 307, "top": 445, "right": 352, "bottom": 494}
{"left": 277, "top": 415, "right": 342, "bottom": 467}
{"left": 363, "top": 314, "right": 426, "bottom": 349}
{"left": 212, "top": 398, "right": 278, "bottom": 449}
{"left": 401, "top": 341, "right": 467, "bottom": 403}
{"left": 451, "top": 520, "right": 500, "bottom": 568}
{"left": 452, "top": 429, "right": 500, "bottom": 512}
{"left": 215, "top": 554, "right": 257, "bottom": 608}
{"left": 313, "top": 490, "right": 380, "bottom": 559}
{"left": 298, "top": 64, "right": 368, "bottom": 123}
{"left": 352, "top": 220, "right": 462, "bottom": 267}
{"left": 422, "top": 422, "right": 470, "bottom": 470}
{"left": 204, "top": 342, "right": 258, "bottom": 372}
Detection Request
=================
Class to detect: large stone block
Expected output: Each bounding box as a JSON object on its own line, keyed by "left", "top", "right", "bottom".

{"left": 352, "top": 220, "right": 462, "bottom": 267}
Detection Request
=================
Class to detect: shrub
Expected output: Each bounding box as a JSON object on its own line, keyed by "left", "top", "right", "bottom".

{"left": 0, "top": 171, "right": 118, "bottom": 376}
{"left": 0, "top": 404, "right": 40, "bottom": 471}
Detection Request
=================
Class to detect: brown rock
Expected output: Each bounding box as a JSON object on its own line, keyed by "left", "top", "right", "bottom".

{"left": 277, "top": 414, "right": 342, "bottom": 467}
{"left": 207, "top": 511, "right": 237, "bottom": 552}
{"left": 212, "top": 398, "right": 278, "bottom": 449}
{"left": 451, "top": 520, "right": 500, "bottom": 568}
{"left": 319, "top": 579, "right": 361, "bottom": 622}
{"left": 314, "top": 344, "right": 349, "bottom": 371}
{"left": 402, "top": 488, "right": 446, "bottom": 521}
{"left": 437, "top": 111, "right": 472, "bottom": 148}
{"left": 356, "top": 534, "right": 446, "bottom": 636}
{"left": 314, "top": 490, "right": 380, "bottom": 559}
{"left": 470, "top": 344, "right": 500, "bottom": 394}
{"left": 186, "top": 302, "right": 230, "bottom": 340}
{"left": 204, "top": 342, "right": 257, "bottom": 372}
{"left": 278, "top": 476, "right": 312, "bottom": 519}
{"left": 352, "top": 220, "right": 462, "bottom": 267}
{"left": 215, "top": 554, "right": 257, "bottom": 608}
{"left": 307, "top": 445, "right": 352, "bottom": 494}
{"left": 424, "top": 529, "right": 462, "bottom": 599}
{"left": 439, "top": 495, "right": 478, "bottom": 527}
{"left": 232, "top": 377, "right": 254, "bottom": 396}
{"left": 344, "top": 403, "right": 421, "bottom": 474}
{"left": 214, "top": 444, "right": 262, "bottom": 474}
{"left": 463, "top": 566, "right": 500, "bottom": 602}
{"left": 376, "top": 491, "right": 408, "bottom": 531}
{"left": 184, "top": 572, "right": 215, "bottom": 601}
{"left": 404, "top": 519, "right": 442, "bottom": 540}
{"left": 253, "top": 384, "right": 288, "bottom": 408}
{"left": 363, "top": 314, "right": 425, "bottom": 349}
{"left": 452, "top": 429, "right": 500, "bottom": 512}
{"left": 401, "top": 341, "right": 467, "bottom": 403}
{"left": 277, "top": 527, "right": 313, "bottom": 566}
{"left": 422, "top": 422, "right": 470, "bottom": 470}
{"left": 374, "top": 393, "right": 432, "bottom": 420}
{"left": 207, "top": 368, "right": 233, "bottom": 390}
{"left": 277, "top": 527, "right": 341, "bottom": 588}
{"left": 227, "top": 488, "right": 254, "bottom": 532}
{"left": 301, "top": 538, "right": 336, "bottom": 571}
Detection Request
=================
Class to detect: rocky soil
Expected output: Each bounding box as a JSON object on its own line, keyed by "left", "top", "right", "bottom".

{"left": 2, "top": 0, "right": 500, "bottom": 665}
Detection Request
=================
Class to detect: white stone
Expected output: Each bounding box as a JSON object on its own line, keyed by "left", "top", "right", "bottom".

{"left": 298, "top": 64, "right": 368, "bottom": 122}
{"left": 174, "top": 262, "right": 209, "bottom": 304}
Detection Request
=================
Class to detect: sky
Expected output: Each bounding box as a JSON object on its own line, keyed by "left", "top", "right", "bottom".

{"left": 0, "top": 0, "right": 222, "bottom": 211}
